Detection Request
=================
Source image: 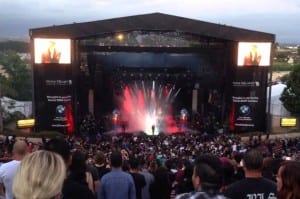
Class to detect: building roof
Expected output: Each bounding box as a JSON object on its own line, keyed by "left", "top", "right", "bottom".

{"left": 30, "top": 13, "right": 275, "bottom": 42}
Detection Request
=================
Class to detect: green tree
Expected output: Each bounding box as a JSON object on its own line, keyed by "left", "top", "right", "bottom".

{"left": 0, "top": 50, "right": 32, "bottom": 100}
{"left": 280, "top": 74, "right": 289, "bottom": 84}
{"left": 280, "top": 64, "right": 300, "bottom": 116}
{"left": 275, "top": 51, "right": 289, "bottom": 62}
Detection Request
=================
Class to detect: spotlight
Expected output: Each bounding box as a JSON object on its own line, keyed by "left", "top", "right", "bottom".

{"left": 116, "top": 33, "right": 124, "bottom": 41}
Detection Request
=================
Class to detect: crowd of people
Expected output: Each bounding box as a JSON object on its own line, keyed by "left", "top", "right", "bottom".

{"left": 0, "top": 131, "right": 300, "bottom": 199}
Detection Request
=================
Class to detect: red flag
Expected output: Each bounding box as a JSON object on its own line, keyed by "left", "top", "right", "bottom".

{"left": 229, "top": 102, "right": 235, "bottom": 132}
{"left": 65, "top": 102, "right": 74, "bottom": 135}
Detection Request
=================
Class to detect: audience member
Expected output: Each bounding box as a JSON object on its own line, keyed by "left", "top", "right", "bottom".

{"left": 139, "top": 158, "right": 154, "bottom": 199}
{"left": 175, "top": 161, "right": 194, "bottom": 195}
{"left": 262, "top": 156, "right": 276, "bottom": 181}
{"left": 12, "top": 150, "right": 65, "bottom": 199}
{"left": 276, "top": 161, "right": 300, "bottom": 199}
{"left": 0, "top": 140, "right": 27, "bottom": 199}
{"left": 94, "top": 151, "right": 110, "bottom": 180}
{"left": 224, "top": 149, "right": 277, "bottom": 199}
{"left": 69, "top": 150, "right": 95, "bottom": 193}
{"left": 150, "top": 166, "right": 172, "bottom": 199}
{"left": 45, "top": 138, "right": 95, "bottom": 199}
{"left": 98, "top": 151, "right": 136, "bottom": 199}
{"left": 175, "top": 154, "right": 228, "bottom": 199}
{"left": 1, "top": 130, "right": 299, "bottom": 199}
{"left": 94, "top": 151, "right": 110, "bottom": 193}
{"left": 129, "top": 156, "right": 146, "bottom": 199}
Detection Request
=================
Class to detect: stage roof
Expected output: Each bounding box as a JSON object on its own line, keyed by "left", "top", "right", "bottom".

{"left": 30, "top": 13, "right": 275, "bottom": 42}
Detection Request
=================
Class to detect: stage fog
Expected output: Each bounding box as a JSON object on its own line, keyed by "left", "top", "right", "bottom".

{"left": 82, "top": 51, "right": 225, "bottom": 135}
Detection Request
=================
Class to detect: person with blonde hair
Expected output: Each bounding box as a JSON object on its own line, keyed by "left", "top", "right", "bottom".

{"left": 12, "top": 150, "right": 66, "bottom": 199}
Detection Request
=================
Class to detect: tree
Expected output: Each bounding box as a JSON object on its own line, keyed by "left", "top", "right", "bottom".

{"left": 0, "top": 84, "right": 2, "bottom": 132}
{"left": 275, "top": 51, "right": 289, "bottom": 62}
{"left": 0, "top": 50, "right": 32, "bottom": 100}
{"left": 280, "top": 74, "right": 290, "bottom": 84}
{"left": 280, "top": 64, "right": 300, "bottom": 116}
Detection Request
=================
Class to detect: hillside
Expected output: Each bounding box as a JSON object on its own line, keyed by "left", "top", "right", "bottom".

{"left": 0, "top": 40, "right": 29, "bottom": 53}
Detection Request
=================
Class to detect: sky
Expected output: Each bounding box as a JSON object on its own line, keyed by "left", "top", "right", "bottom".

{"left": 0, "top": 0, "right": 299, "bottom": 43}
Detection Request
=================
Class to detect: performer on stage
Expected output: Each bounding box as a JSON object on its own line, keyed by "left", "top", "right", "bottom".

{"left": 151, "top": 124, "right": 155, "bottom": 136}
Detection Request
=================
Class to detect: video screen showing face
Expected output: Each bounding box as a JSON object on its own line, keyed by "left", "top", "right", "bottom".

{"left": 34, "top": 38, "right": 71, "bottom": 64}
{"left": 237, "top": 42, "right": 271, "bottom": 67}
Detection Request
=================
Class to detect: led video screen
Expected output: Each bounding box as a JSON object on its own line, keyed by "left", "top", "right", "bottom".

{"left": 237, "top": 42, "right": 271, "bottom": 66}
{"left": 34, "top": 38, "right": 71, "bottom": 64}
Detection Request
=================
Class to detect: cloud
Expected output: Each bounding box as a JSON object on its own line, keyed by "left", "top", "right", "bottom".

{"left": 0, "top": 0, "right": 299, "bottom": 43}
{"left": 2, "top": 0, "right": 300, "bottom": 20}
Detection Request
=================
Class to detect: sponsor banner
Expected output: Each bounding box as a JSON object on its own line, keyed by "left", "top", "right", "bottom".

{"left": 230, "top": 68, "right": 267, "bottom": 132}
{"left": 280, "top": 118, "right": 297, "bottom": 127}
{"left": 232, "top": 96, "right": 258, "bottom": 130}
{"left": 34, "top": 64, "right": 74, "bottom": 134}
{"left": 232, "top": 81, "right": 260, "bottom": 88}
{"left": 46, "top": 95, "right": 72, "bottom": 128}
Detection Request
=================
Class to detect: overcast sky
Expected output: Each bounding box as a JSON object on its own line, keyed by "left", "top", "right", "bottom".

{"left": 1, "top": 0, "right": 299, "bottom": 43}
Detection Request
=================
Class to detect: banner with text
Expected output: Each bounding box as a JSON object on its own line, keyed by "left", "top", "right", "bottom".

{"left": 34, "top": 64, "right": 74, "bottom": 134}
{"left": 230, "top": 68, "right": 268, "bottom": 132}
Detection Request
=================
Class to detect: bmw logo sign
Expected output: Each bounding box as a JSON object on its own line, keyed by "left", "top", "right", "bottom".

{"left": 239, "top": 105, "right": 250, "bottom": 116}
{"left": 56, "top": 105, "right": 65, "bottom": 115}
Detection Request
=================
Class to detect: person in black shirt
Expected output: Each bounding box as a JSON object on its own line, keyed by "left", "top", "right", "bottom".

{"left": 223, "top": 149, "right": 277, "bottom": 199}
{"left": 94, "top": 151, "right": 110, "bottom": 179}
{"left": 94, "top": 151, "right": 110, "bottom": 193}
{"left": 129, "top": 157, "right": 146, "bottom": 199}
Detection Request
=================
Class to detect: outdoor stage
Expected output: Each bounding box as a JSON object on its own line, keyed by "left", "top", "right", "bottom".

{"left": 30, "top": 13, "right": 275, "bottom": 135}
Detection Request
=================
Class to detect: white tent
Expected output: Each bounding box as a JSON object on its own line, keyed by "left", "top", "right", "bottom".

{"left": 267, "top": 83, "right": 290, "bottom": 116}
{"left": 0, "top": 96, "right": 32, "bottom": 118}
